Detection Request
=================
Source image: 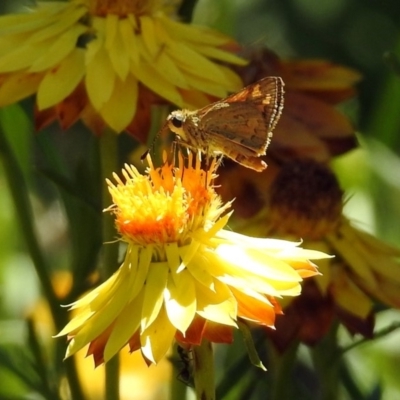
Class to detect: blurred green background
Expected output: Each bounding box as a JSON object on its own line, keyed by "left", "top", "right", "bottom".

{"left": 1, "top": 0, "right": 400, "bottom": 399}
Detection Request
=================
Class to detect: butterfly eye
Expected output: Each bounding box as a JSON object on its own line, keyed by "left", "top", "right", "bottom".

{"left": 170, "top": 116, "right": 183, "bottom": 128}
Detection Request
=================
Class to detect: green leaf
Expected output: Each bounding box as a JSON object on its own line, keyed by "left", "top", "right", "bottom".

{"left": 0, "top": 104, "right": 32, "bottom": 178}
{"left": 238, "top": 320, "right": 267, "bottom": 371}
{"left": 35, "top": 128, "right": 103, "bottom": 298}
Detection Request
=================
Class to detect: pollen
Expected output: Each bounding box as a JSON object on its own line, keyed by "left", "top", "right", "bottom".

{"left": 105, "top": 152, "right": 221, "bottom": 246}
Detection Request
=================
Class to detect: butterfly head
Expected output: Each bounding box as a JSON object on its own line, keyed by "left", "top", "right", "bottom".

{"left": 167, "top": 110, "right": 189, "bottom": 141}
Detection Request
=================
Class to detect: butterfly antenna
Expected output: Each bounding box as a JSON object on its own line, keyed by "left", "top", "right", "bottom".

{"left": 140, "top": 121, "right": 169, "bottom": 161}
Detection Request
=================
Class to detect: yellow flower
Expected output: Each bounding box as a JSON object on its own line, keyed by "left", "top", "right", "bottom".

{"left": 0, "top": 0, "right": 245, "bottom": 134}
{"left": 234, "top": 159, "right": 400, "bottom": 348}
{"left": 324, "top": 218, "right": 400, "bottom": 316}
{"left": 57, "top": 151, "right": 327, "bottom": 366}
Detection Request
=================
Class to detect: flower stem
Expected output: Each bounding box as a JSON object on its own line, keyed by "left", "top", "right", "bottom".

{"left": 0, "top": 123, "right": 86, "bottom": 400}
{"left": 312, "top": 323, "right": 340, "bottom": 400}
{"left": 99, "top": 129, "right": 120, "bottom": 400}
{"left": 192, "top": 340, "right": 215, "bottom": 400}
{"left": 270, "top": 340, "right": 299, "bottom": 400}
{"left": 169, "top": 345, "right": 189, "bottom": 400}
{"left": 0, "top": 126, "right": 61, "bottom": 327}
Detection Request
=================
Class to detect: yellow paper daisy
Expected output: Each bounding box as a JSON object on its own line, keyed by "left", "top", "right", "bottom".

{"left": 237, "top": 159, "right": 400, "bottom": 347}
{"left": 0, "top": 0, "right": 245, "bottom": 134}
{"left": 56, "top": 151, "right": 328, "bottom": 366}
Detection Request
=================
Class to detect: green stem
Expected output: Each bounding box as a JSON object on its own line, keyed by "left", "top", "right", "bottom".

{"left": 0, "top": 125, "right": 85, "bottom": 400}
{"left": 0, "top": 127, "right": 61, "bottom": 328}
{"left": 192, "top": 340, "right": 215, "bottom": 400}
{"left": 312, "top": 323, "right": 340, "bottom": 400}
{"left": 169, "top": 344, "right": 189, "bottom": 400}
{"left": 270, "top": 340, "right": 299, "bottom": 400}
{"left": 99, "top": 129, "right": 120, "bottom": 400}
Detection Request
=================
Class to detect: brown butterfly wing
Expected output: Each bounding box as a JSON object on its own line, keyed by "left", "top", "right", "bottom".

{"left": 197, "top": 77, "right": 284, "bottom": 155}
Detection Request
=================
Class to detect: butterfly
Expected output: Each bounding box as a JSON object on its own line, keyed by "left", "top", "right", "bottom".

{"left": 165, "top": 76, "right": 284, "bottom": 171}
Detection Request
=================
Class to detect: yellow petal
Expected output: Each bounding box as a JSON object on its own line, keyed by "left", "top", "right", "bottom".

{"left": 196, "top": 279, "right": 237, "bottom": 326}
{"left": 131, "top": 58, "right": 183, "bottom": 106}
{"left": 165, "top": 242, "right": 182, "bottom": 272}
{"left": 313, "top": 258, "right": 331, "bottom": 294}
{"left": 103, "top": 290, "right": 144, "bottom": 362}
{"left": 65, "top": 337, "right": 83, "bottom": 358}
{"left": 192, "top": 43, "right": 247, "bottom": 66}
{"left": 85, "top": 37, "right": 116, "bottom": 111}
{"left": 68, "top": 278, "right": 115, "bottom": 311}
{"left": 182, "top": 72, "right": 227, "bottom": 98}
{"left": 0, "top": 38, "right": 50, "bottom": 72}
{"left": 160, "top": 16, "right": 233, "bottom": 47}
{"left": 327, "top": 228, "right": 377, "bottom": 287}
{"left": 151, "top": 20, "right": 189, "bottom": 89}
{"left": 26, "top": 6, "right": 86, "bottom": 44}
{"left": 123, "top": 246, "right": 140, "bottom": 301}
{"left": 181, "top": 89, "right": 211, "bottom": 109}
{"left": 0, "top": 4, "right": 68, "bottom": 35}
{"left": 165, "top": 269, "right": 196, "bottom": 333}
{"left": 215, "top": 244, "right": 302, "bottom": 282}
{"left": 179, "top": 241, "right": 201, "bottom": 269}
{"left": 128, "top": 245, "right": 152, "bottom": 303}
{"left": 186, "top": 252, "right": 215, "bottom": 290}
{"left": 140, "top": 16, "right": 160, "bottom": 58}
{"left": 355, "top": 224, "right": 400, "bottom": 256}
{"left": 141, "top": 261, "right": 169, "bottom": 331}
{"left": 155, "top": 51, "right": 189, "bottom": 89}
{"left": 167, "top": 43, "right": 231, "bottom": 90}
{"left": 351, "top": 228, "right": 400, "bottom": 283}
{"left": 120, "top": 17, "right": 139, "bottom": 66}
{"left": 55, "top": 308, "right": 95, "bottom": 337}
{"left": 0, "top": 72, "right": 43, "bottom": 107}
{"left": 29, "top": 24, "right": 87, "bottom": 72}
{"left": 37, "top": 49, "right": 84, "bottom": 109}
{"left": 104, "top": 15, "right": 130, "bottom": 81}
{"left": 331, "top": 269, "right": 372, "bottom": 318}
{"left": 141, "top": 307, "right": 176, "bottom": 364}
{"left": 63, "top": 272, "right": 134, "bottom": 354}
{"left": 99, "top": 73, "right": 138, "bottom": 132}
{"left": 193, "top": 213, "right": 231, "bottom": 243}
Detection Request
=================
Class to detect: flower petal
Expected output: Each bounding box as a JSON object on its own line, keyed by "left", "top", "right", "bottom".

{"left": 105, "top": 14, "right": 130, "bottom": 81}
{"left": 186, "top": 252, "right": 215, "bottom": 290}
{"left": 331, "top": 268, "right": 372, "bottom": 318}
{"left": 37, "top": 49, "right": 85, "bottom": 109}
{"left": 99, "top": 73, "right": 138, "bottom": 132}
{"left": 131, "top": 52, "right": 183, "bottom": 107}
{"left": 0, "top": 72, "right": 43, "bottom": 106}
{"left": 85, "top": 27, "right": 116, "bottom": 110}
{"left": 196, "top": 279, "right": 237, "bottom": 327}
{"left": 141, "top": 306, "right": 176, "bottom": 364}
{"left": 103, "top": 290, "right": 144, "bottom": 362}
{"left": 29, "top": 24, "right": 87, "bottom": 72}
{"left": 232, "top": 287, "right": 276, "bottom": 326}
{"left": 165, "top": 269, "right": 196, "bottom": 333}
{"left": 141, "top": 261, "right": 169, "bottom": 331}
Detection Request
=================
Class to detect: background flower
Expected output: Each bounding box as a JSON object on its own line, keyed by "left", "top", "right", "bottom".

{"left": 0, "top": 0, "right": 245, "bottom": 137}
{"left": 230, "top": 159, "right": 400, "bottom": 350}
